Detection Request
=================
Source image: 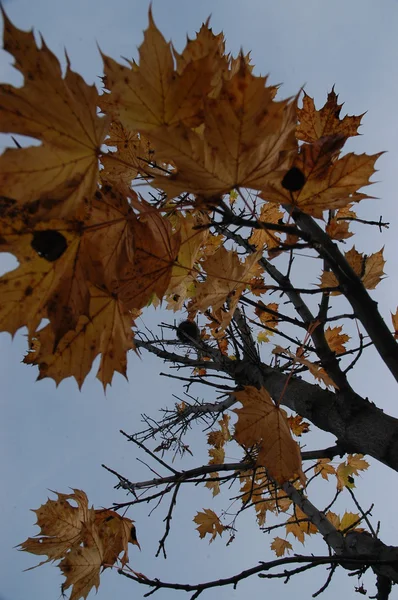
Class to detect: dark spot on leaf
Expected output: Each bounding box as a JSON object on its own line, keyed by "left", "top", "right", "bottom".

{"left": 281, "top": 167, "right": 306, "bottom": 192}
{"left": 25, "top": 286, "right": 33, "bottom": 296}
{"left": 31, "top": 230, "right": 67, "bottom": 262}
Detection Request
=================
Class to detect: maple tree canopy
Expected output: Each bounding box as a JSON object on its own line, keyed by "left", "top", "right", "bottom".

{"left": 2, "top": 6, "right": 396, "bottom": 600}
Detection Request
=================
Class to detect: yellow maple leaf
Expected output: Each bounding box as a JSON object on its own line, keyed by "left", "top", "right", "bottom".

{"left": 166, "top": 212, "right": 208, "bottom": 293}
{"left": 326, "top": 204, "right": 356, "bottom": 240}
{"left": 208, "top": 446, "right": 225, "bottom": 464}
{"left": 148, "top": 59, "right": 298, "bottom": 198}
{"left": 193, "top": 509, "right": 224, "bottom": 542}
{"left": 336, "top": 462, "right": 356, "bottom": 491}
{"left": 325, "top": 326, "right": 350, "bottom": 355}
{"left": 325, "top": 510, "right": 341, "bottom": 530}
{"left": 271, "top": 537, "right": 293, "bottom": 557}
{"left": 19, "top": 490, "right": 139, "bottom": 600}
{"left": 314, "top": 458, "right": 336, "bottom": 481}
{"left": 115, "top": 203, "right": 181, "bottom": 310}
{"left": 234, "top": 386, "right": 304, "bottom": 484}
{"left": 297, "top": 89, "right": 363, "bottom": 143}
{"left": 205, "top": 477, "right": 221, "bottom": 497}
{"left": 101, "top": 121, "right": 157, "bottom": 186}
{"left": 260, "top": 135, "right": 381, "bottom": 218}
{"left": 255, "top": 302, "right": 279, "bottom": 339}
{"left": 249, "top": 202, "right": 284, "bottom": 251}
{"left": 346, "top": 453, "right": 370, "bottom": 475}
{"left": 320, "top": 247, "right": 385, "bottom": 294}
{"left": 23, "top": 285, "right": 137, "bottom": 389}
{"left": 0, "top": 13, "right": 108, "bottom": 221}
{"left": 340, "top": 511, "right": 361, "bottom": 533}
{"left": 101, "top": 10, "right": 218, "bottom": 132}
{"left": 287, "top": 415, "right": 310, "bottom": 437}
{"left": 191, "top": 246, "right": 262, "bottom": 329}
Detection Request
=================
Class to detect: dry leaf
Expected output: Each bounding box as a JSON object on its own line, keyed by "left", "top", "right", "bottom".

{"left": 234, "top": 386, "right": 304, "bottom": 484}
{"left": 193, "top": 509, "right": 224, "bottom": 542}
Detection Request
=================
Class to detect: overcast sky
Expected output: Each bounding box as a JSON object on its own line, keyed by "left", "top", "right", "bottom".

{"left": 1, "top": 1, "right": 398, "bottom": 600}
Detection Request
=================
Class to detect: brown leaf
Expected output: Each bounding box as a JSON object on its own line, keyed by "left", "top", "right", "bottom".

{"left": 261, "top": 135, "right": 381, "bottom": 218}
{"left": 193, "top": 509, "right": 224, "bottom": 542}
{"left": 234, "top": 386, "right": 304, "bottom": 484}
{"left": 23, "top": 285, "right": 138, "bottom": 390}
{"left": 19, "top": 490, "right": 139, "bottom": 600}
{"left": 115, "top": 204, "right": 181, "bottom": 310}
{"left": 314, "top": 458, "right": 336, "bottom": 481}
{"left": 148, "top": 61, "right": 298, "bottom": 198}
{"left": 271, "top": 537, "right": 293, "bottom": 557}
{"left": 319, "top": 247, "right": 385, "bottom": 294}
{"left": 297, "top": 89, "right": 363, "bottom": 142}
{"left": 0, "top": 13, "right": 108, "bottom": 220}
{"left": 101, "top": 10, "right": 218, "bottom": 131}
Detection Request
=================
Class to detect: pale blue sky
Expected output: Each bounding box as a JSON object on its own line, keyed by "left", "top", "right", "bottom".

{"left": 1, "top": 1, "right": 398, "bottom": 600}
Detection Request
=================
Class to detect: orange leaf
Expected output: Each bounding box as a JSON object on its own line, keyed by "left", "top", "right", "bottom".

{"left": 325, "top": 326, "right": 350, "bottom": 355}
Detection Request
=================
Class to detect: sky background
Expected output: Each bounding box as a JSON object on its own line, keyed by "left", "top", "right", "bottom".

{"left": 1, "top": 1, "right": 398, "bottom": 600}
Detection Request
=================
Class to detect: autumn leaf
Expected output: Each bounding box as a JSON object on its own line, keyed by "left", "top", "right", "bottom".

{"left": 166, "top": 212, "right": 209, "bottom": 294}
{"left": 234, "top": 386, "right": 304, "bottom": 484}
{"left": 207, "top": 414, "right": 231, "bottom": 449}
{"left": 326, "top": 204, "right": 356, "bottom": 240}
{"left": 0, "top": 211, "right": 84, "bottom": 340}
{"left": 101, "top": 10, "right": 220, "bottom": 132}
{"left": 391, "top": 308, "right": 398, "bottom": 339}
{"left": 325, "top": 326, "right": 350, "bottom": 355}
{"left": 297, "top": 88, "right": 363, "bottom": 143}
{"left": 23, "top": 285, "right": 138, "bottom": 389}
{"left": 260, "top": 135, "right": 381, "bottom": 218}
{"left": 148, "top": 60, "right": 298, "bottom": 199}
{"left": 286, "top": 507, "right": 317, "bottom": 544}
{"left": 255, "top": 301, "right": 279, "bottom": 341}
{"left": 347, "top": 453, "right": 369, "bottom": 475}
{"left": 314, "top": 458, "right": 336, "bottom": 481}
{"left": 340, "top": 512, "right": 361, "bottom": 533}
{"left": 325, "top": 511, "right": 341, "bottom": 530}
{"left": 249, "top": 202, "right": 284, "bottom": 251}
{"left": 320, "top": 247, "right": 385, "bottom": 294}
{"left": 193, "top": 509, "right": 225, "bottom": 542}
{"left": 336, "top": 462, "right": 356, "bottom": 491}
{"left": 191, "top": 246, "right": 262, "bottom": 329}
{"left": 273, "top": 345, "right": 338, "bottom": 389}
{"left": 0, "top": 12, "right": 108, "bottom": 220}
{"left": 100, "top": 121, "right": 157, "bottom": 186}
{"left": 115, "top": 203, "right": 181, "bottom": 310}
{"left": 205, "top": 477, "right": 221, "bottom": 497}
{"left": 287, "top": 415, "right": 310, "bottom": 437}
{"left": 271, "top": 537, "right": 293, "bottom": 557}
{"left": 19, "top": 490, "right": 139, "bottom": 600}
